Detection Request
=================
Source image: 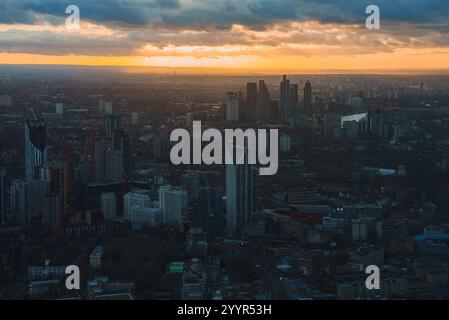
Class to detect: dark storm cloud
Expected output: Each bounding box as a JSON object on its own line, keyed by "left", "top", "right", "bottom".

{"left": 0, "top": 0, "right": 448, "bottom": 58}
{"left": 0, "top": 0, "right": 448, "bottom": 29}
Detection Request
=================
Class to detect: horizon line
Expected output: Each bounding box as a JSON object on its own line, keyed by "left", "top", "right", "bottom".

{"left": 1, "top": 64, "right": 449, "bottom": 76}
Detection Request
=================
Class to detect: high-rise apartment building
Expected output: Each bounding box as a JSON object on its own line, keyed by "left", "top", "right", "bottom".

{"left": 303, "top": 80, "right": 313, "bottom": 116}
{"left": 226, "top": 145, "right": 253, "bottom": 234}
{"left": 159, "top": 185, "right": 188, "bottom": 228}
{"left": 25, "top": 119, "right": 47, "bottom": 182}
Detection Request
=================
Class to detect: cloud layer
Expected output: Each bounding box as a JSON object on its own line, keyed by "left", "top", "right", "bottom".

{"left": 0, "top": 0, "right": 448, "bottom": 71}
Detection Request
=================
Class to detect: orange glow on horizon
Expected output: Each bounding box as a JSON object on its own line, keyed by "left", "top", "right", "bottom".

{"left": 0, "top": 20, "right": 448, "bottom": 75}
{"left": 1, "top": 48, "right": 449, "bottom": 75}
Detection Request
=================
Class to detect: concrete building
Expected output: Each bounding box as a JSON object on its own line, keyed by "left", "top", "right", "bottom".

{"left": 124, "top": 190, "right": 161, "bottom": 226}
{"left": 101, "top": 192, "right": 117, "bottom": 219}
{"left": 159, "top": 185, "right": 188, "bottom": 228}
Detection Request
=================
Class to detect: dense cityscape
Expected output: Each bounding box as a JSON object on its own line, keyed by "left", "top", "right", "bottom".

{"left": 1, "top": 66, "right": 449, "bottom": 300}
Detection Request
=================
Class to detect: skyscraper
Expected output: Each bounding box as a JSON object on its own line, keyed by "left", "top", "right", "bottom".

{"left": 246, "top": 82, "right": 258, "bottom": 122}
{"left": 55, "top": 103, "right": 64, "bottom": 115}
{"left": 226, "top": 145, "right": 253, "bottom": 234}
{"left": 113, "top": 129, "right": 131, "bottom": 178}
{"left": 41, "top": 160, "right": 65, "bottom": 224}
{"left": 94, "top": 137, "right": 110, "bottom": 182}
{"left": 257, "top": 80, "right": 271, "bottom": 122}
{"left": 0, "top": 169, "right": 5, "bottom": 224}
{"left": 25, "top": 119, "right": 47, "bottom": 182}
{"left": 43, "top": 194, "right": 62, "bottom": 225}
{"left": 303, "top": 80, "right": 313, "bottom": 116}
{"left": 105, "top": 114, "right": 122, "bottom": 139}
{"left": 11, "top": 179, "right": 26, "bottom": 223}
{"left": 226, "top": 92, "right": 240, "bottom": 122}
{"left": 280, "top": 75, "right": 290, "bottom": 122}
{"left": 280, "top": 75, "right": 299, "bottom": 124}
{"left": 106, "top": 149, "right": 123, "bottom": 181}
{"left": 11, "top": 179, "right": 47, "bottom": 224}
{"left": 105, "top": 101, "right": 113, "bottom": 114}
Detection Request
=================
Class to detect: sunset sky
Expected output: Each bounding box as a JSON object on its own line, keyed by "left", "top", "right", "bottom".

{"left": 0, "top": 0, "right": 449, "bottom": 74}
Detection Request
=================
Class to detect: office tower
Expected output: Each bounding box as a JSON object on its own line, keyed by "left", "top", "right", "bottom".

{"left": 368, "top": 109, "right": 385, "bottom": 136}
{"left": 158, "top": 185, "right": 170, "bottom": 218}
{"left": 106, "top": 149, "right": 123, "bottom": 182}
{"left": 280, "top": 75, "right": 299, "bottom": 123}
{"left": 0, "top": 169, "right": 5, "bottom": 224}
{"left": 41, "top": 160, "right": 65, "bottom": 223}
{"left": 55, "top": 103, "right": 64, "bottom": 115}
{"left": 181, "top": 173, "right": 200, "bottom": 202}
{"left": 105, "top": 101, "right": 113, "bottom": 114}
{"left": 11, "top": 180, "right": 26, "bottom": 223}
{"left": 198, "top": 186, "right": 223, "bottom": 233}
{"left": 41, "top": 160, "right": 64, "bottom": 195}
{"left": 11, "top": 179, "right": 47, "bottom": 224}
{"left": 124, "top": 190, "right": 161, "bottom": 226}
{"left": 257, "top": 80, "right": 271, "bottom": 122}
{"left": 105, "top": 114, "right": 122, "bottom": 139}
{"left": 25, "top": 180, "right": 47, "bottom": 222}
{"left": 290, "top": 84, "right": 299, "bottom": 114}
{"left": 101, "top": 192, "right": 117, "bottom": 219}
{"left": 226, "top": 145, "right": 253, "bottom": 234}
{"left": 246, "top": 82, "right": 258, "bottom": 122}
{"left": 303, "top": 80, "right": 312, "bottom": 116}
{"left": 159, "top": 185, "right": 188, "bottom": 227}
{"left": 43, "top": 194, "right": 62, "bottom": 225}
{"left": 25, "top": 119, "right": 47, "bottom": 182}
{"left": 280, "top": 75, "right": 290, "bottom": 122}
{"left": 112, "top": 129, "right": 131, "bottom": 178}
{"left": 226, "top": 92, "right": 240, "bottom": 122}
{"left": 94, "top": 138, "right": 110, "bottom": 182}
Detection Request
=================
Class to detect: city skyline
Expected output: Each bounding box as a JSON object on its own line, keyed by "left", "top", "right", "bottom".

{"left": 3, "top": 0, "right": 449, "bottom": 304}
